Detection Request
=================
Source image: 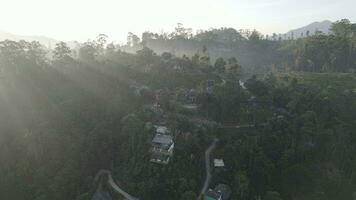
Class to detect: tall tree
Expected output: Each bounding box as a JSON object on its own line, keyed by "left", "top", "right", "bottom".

{"left": 53, "top": 42, "right": 72, "bottom": 62}
{"left": 331, "top": 19, "right": 352, "bottom": 38}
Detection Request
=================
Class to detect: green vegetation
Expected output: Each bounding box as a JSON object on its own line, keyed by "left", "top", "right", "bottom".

{"left": 123, "top": 19, "right": 356, "bottom": 74}
{"left": 213, "top": 72, "right": 356, "bottom": 199}
{"left": 0, "top": 38, "right": 220, "bottom": 200}
{"left": 0, "top": 19, "right": 356, "bottom": 200}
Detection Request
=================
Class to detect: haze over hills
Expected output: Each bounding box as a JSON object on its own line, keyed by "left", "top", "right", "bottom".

{"left": 0, "top": 20, "right": 338, "bottom": 47}
{"left": 0, "top": 9, "right": 356, "bottom": 199}
{"left": 0, "top": 31, "right": 59, "bottom": 48}
{"left": 284, "top": 20, "right": 333, "bottom": 39}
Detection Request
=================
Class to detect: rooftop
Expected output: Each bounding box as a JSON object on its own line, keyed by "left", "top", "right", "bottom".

{"left": 152, "top": 134, "right": 173, "bottom": 145}
{"left": 214, "top": 159, "right": 225, "bottom": 167}
{"left": 183, "top": 104, "right": 198, "bottom": 110}
{"left": 205, "top": 184, "right": 231, "bottom": 200}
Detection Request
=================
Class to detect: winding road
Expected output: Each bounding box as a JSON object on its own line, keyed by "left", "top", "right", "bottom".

{"left": 93, "top": 138, "right": 220, "bottom": 200}
{"left": 94, "top": 170, "right": 139, "bottom": 200}
{"left": 92, "top": 123, "right": 261, "bottom": 200}
{"left": 197, "top": 138, "right": 219, "bottom": 200}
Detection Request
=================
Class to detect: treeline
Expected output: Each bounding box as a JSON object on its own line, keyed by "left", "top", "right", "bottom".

{"left": 284, "top": 19, "right": 356, "bottom": 72}
{"left": 121, "top": 19, "right": 356, "bottom": 73}
{"left": 123, "top": 25, "right": 283, "bottom": 75}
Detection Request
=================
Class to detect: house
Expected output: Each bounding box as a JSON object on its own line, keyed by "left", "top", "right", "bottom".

{"left": 214, "top": 159, "right": 225, "bottom": 168}
{"left": 150, "top": 134, "right": 174, "bottom": 164}
{"left": 182, "top": 89, "right": 198, "bottom": 110}
{"left": 132, "top": 85, "right": 149, "bottom": 96}
{"left": 153, "top": 90, "right": 161, "bottom": 108}
{"left": 151, "top": 134, "right": 174, "bottom": 153}
{"left": 185, "top": 89, "right": 197, "bottom": 103}
{"left": 150, "top": 153, "right": 172, "bottom": 165}
{"left": 274, "top": 107, "right": 290, "bottom": 117}
{"left": 239, "top": 80, "right": 246, "bottom": 89}
{"left": 183, "top": 104, "right": 198, "bottom": 110}
{"left": 205, "top": 190, "right": 222, "bottom": 200}
{"left": 205, "top": 80, "right": 215, "bottom": 93}
{"left": 173, "top": 64, "right": 183, "bottom": 72}
{"left": 204, "top": 184, "right": 231, "bottom": 200}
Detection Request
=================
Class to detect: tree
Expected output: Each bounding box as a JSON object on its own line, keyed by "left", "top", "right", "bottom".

{"left": 245, "top": 75, "right": 270, "bottom": 97}
{"left": 96, "top": 34, "right": 108, "bottom": 49}
{"left": 272, "top": 33, "right": 278, "bottom": 41}
{"left": 228, "top": 57, "right": 237, "bottom": 65}
{"left": 194, "top": 28, "right": 243, "bottom": 43}
{"left": 281, "top": 164, "right": 313, "bottom": 196}
{"left": 137, "top": 46, "right": 155, "bottom": 57}
{"left": 228, "top": 57, "right": 241, "bottom": 74}
{"left": 161, "top": 52, "right": 173, "bottom": 61}
{"left": 306, "top": 30, "right": 310, "bottom": 37}
{"left": 0, "top": 40, "right": 47, "bottom": 73}
{"left": 142, "top": 31, "right": 155, "bottom": 46}
{"left": 214, "top": 57, "right": 226, "bottom": 73}
{"left": 0, "top": 40, "right": 27, "bottom": 72}
{"left": 235, "top": 170, "right": 250, "bottom": 200}
{"left": 95, "top": 34, "right": 109, "bottom": 57}
{"left": 191, "top": 53, "right": 200, "bottom": 67}
{"left": 331, "top": 19, "right": 352, "bottom": 38}
{"left": 75, "top": 193, "right": 91, "bottom": 200}
{"left": 170, "top": 23, "right": 192, "bottom": 39}
{"left": 26, "top": 41, "right": 47, "bottom": 64}
{"left": 264, "top": 191, "right": 282, "bottom": 200}
{"left": 105, "top": 42, "right": 116, "bottom": 56}
{"left": 78, "top": 41, "right": 98, "bottom": 61}
{"left": 249, "top": 30, "right": 262, "bottom": 41}
{"left": 53, "top": 42, "right": 72, "bottom": 62}
{"left": 180, "top": 191, "right": 197, "bottom": 200}
{"left": 199, "top": 46, "right": 210, "bottom": 67}
{"left": 127, "top": 32, "right": 140, "bottom": 47}
{"left": 119, "top": 114, "right": 147, "bottom": 166}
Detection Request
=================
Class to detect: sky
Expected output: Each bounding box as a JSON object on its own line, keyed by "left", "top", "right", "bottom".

{"left": 0, "top": 0, "right": 355, "bottom": 42}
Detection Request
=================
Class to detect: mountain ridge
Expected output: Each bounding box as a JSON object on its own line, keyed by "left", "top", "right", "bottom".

{"left": 0, "top": 30, "right": 59, "bottom": 48}
{"left": 0, "top": 20, "right": 336, "bottom": 47}
{"left": 284, "top": 20, "right": 333, "bottom": 38}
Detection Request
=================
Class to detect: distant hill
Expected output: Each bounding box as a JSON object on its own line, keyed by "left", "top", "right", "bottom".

{"left": 0, "top": 20, "right": 336, "bottom": 48}
{"left": 284, "top": 20, "right": 333, "bottom": 39}
{"left": 0, "top": 31, "right": 59, "bottom": 48}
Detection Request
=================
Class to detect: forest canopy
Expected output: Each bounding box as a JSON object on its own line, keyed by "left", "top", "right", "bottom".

{"left": 0, "top": 18, "right": 355, "bottom": 200}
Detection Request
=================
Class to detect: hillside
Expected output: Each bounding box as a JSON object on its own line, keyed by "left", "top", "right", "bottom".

{"left": 285, "top": 20, "right": 333, "bottom": 38}
{"left": 0, "top": 31, "right": 58, "bottom": 47}
{"left": 1, "top": 26, "right": 356, "bottom": 200}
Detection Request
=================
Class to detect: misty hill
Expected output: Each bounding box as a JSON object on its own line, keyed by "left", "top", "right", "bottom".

{"left": 285, "top": 20, "right": 333, "bottom": 38}
{"left": 0, "top": 31, "right": 58, "bottom": 48}
{"left": 120, "top": 20, "right": 339, "bottom": 74}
